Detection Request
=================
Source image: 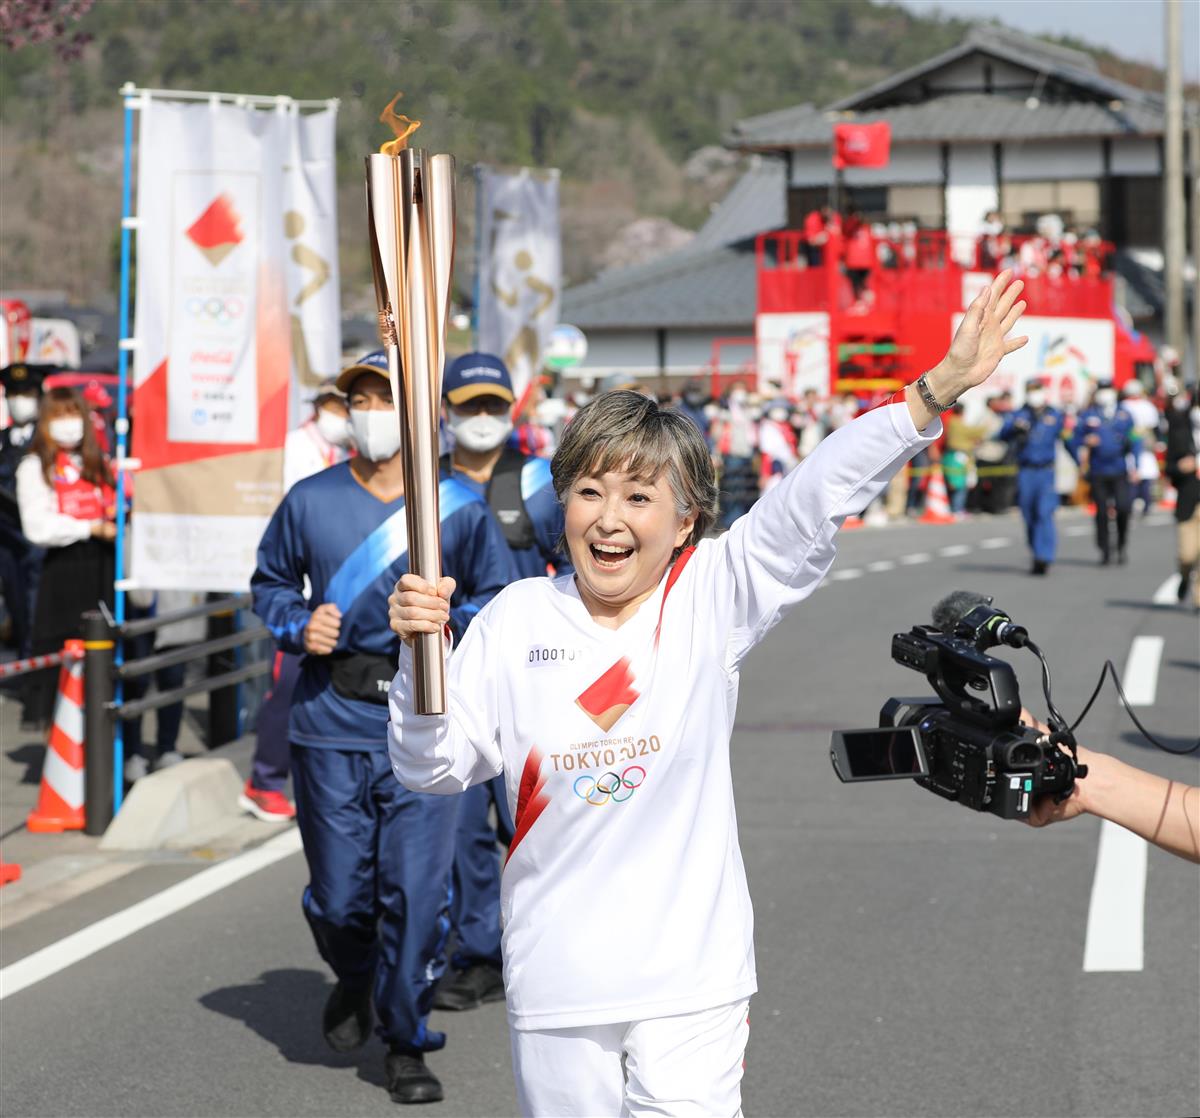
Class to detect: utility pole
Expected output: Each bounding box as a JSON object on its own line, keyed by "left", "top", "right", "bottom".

{"left": 1191, "top": 108, "right": 1199, "bottom": 382}
{"left": 1163, "top": 0, "right": 1186, "bottom": 358}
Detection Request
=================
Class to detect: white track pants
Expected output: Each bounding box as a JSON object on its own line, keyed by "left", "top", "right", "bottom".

{"left": 510, "top": 998, "right": 750, "bottom": 1117}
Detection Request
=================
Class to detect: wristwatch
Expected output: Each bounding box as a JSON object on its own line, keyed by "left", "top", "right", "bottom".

{"left": 914, "top": 373, "right": 953, "bottom": 415}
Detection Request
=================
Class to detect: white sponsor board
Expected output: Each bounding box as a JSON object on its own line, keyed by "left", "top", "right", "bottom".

{"left": 955, "top": 314, "right": 1114, "bottom": 409}
{"left": 477, "top": 167, "right": 561, "bottom": 404}
{"left": 29, "top": 319, "right": 81, "bottom": 367}
{"left": 756, "top": 312, "right": 830, "bottom": 396}
{"left": 132, "top": 513, "right": 275, "bottom": 592}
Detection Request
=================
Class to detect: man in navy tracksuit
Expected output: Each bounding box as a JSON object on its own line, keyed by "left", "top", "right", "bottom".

{"left": 251, "top": 351, "right": 515, "bottom": 1105}
{"left": 1070, "top": 383, "right": 1136, "bottom": 565}
{"left": 433, "top": 352, "right": 569, "bottom": 1012}
{"left": 1000, "top": 381, "right": 1066, "bottom": 575}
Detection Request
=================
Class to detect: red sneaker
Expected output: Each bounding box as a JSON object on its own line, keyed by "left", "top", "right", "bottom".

{"left": 238, "top": 780, "right": 296, "bottom": 823}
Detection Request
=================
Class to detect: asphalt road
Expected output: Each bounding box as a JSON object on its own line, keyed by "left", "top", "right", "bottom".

{"left": 2, "top": 507, "right": 1197, "bottom": 1118}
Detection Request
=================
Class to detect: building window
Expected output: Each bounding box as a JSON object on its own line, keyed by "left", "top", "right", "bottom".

{"left": 887, "top": 184, "right": 943, "bottom": 227}
{"left": 1001, "top": 180, "right": 1100, "bottom": 231}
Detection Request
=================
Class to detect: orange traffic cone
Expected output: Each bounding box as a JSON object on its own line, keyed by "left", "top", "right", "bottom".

{"left": 0, "top": 852, "right": 20, "bottom": 886}
{"left": 26, "top": 640, "right": 86, "bottom": 834}
{"left": 920, "top": 466, "right": 956, "bottom": 525}
{"left": 1159, "top": 484, "right": 1177, "bottom": 512}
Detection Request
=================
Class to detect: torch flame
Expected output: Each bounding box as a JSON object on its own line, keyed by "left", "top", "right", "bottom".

{"left": 379, "top": 92, "right": 421, "bottom": 155}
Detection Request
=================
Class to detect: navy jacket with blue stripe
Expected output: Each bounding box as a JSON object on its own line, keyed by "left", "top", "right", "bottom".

{"left": 251, "top": 461, "right": 516, "bottom": 750}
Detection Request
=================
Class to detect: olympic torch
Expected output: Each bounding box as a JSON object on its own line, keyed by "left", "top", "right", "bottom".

{"left": 366, "top": 95, "right": 455, "bottom": 714}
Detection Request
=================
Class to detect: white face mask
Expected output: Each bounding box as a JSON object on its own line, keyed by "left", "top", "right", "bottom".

{"left": 1095, "top": 390, "right": 1117, "bottom": 414}
{"left": 1025, "top": 392, "right": 1046, "bottom": 410}
{"left": 315, "top": 409, "right": 353, "bottom": 448}
{"left": 7, "top": 395, "right": 38, "bottom": 425}
{"left": 449, "top": 412, "right": 513, "bottom": 453}
{"left": 349, "top": 408, "right": 402, "bottom": 462}
{"left": 48, "top": 416, "right": 85, "bottom": 448}
{"left": 767, "top": 407, "right": 789, "bottom": 422}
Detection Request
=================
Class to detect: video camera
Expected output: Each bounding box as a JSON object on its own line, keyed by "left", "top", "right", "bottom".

{"left": 830, "top": 592, "right": 1085, "bottom": 820}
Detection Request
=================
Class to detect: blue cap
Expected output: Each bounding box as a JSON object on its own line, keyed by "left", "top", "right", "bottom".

{"left": 335, "top": 350, "right": 390, "bottom": 394}
{"left": 443, "top": 352, "right": 514, "bottom": 406}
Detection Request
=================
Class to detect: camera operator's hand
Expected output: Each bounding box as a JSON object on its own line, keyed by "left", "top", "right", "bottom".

{"left": 1019, "top": 706, "right": 1199, "bottom": 863}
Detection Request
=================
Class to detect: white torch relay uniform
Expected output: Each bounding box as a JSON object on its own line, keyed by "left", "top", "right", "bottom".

{"left": 388, "top": 401, "right": 938, "bottom": 1113}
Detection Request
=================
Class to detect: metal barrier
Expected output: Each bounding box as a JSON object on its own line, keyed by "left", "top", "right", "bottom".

{"left": 75, "top": 595, "right": 271, "bottom": 834}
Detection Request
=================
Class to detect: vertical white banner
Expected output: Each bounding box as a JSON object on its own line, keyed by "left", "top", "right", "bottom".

{"left": 283, "top": 105, "right": 341, "bottom": 425}
{"left": 131, "top": 95, "right": 340, "bottom": 591}
{"left": 168, "top": 171, "right": 260, "bottom": 443}
{"left": 477, "top": 166, "right": 561, "bottom": 405}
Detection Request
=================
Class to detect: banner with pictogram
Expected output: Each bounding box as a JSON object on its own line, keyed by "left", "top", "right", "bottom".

{"left": 476, "top": 166, "right": 561, "bottom": 409}
{"left": 131, "top": 97, "right": 339, "bottom": 590}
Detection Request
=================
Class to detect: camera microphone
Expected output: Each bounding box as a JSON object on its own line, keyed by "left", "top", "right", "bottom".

{"left": 932, "top": 590, "right": 1029, "bottom": 650}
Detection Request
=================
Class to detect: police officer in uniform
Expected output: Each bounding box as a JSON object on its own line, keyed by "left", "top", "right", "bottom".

{"left": 1001, "top": 380, "right": 1065, "bottom": 575}
{"left": 1070, "top": 382, "right": 1135, "bottom": 565}
{"left": 434, "top": 352, "right": 569, "bottom": 1012}
{"left": 0, "top": 363, "right": 50, "bottom": 660}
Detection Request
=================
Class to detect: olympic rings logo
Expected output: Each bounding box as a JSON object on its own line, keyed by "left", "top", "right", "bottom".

{"left": 573, "top": 765, "right": 646, "bottom": 807}
{"left": 184, "top": 296, "right": 246, "bottom": 321}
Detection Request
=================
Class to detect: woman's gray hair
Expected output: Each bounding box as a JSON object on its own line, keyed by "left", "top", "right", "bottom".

{"left": 550, "top": 390, "right": 719, "bottom": 550}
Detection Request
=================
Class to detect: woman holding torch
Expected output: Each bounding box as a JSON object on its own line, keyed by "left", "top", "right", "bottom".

{"left": 388, "top": 273, "right": 1028, "bottom": 1115}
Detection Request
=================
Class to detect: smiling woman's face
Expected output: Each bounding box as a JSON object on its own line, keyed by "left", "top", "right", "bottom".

{"left": 564, "top": 466, "right": 695, "bottom": 626}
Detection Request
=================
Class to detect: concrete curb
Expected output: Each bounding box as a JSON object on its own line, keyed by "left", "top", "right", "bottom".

{"left": 99, "top": 757, "right": 245, "bottom": 851}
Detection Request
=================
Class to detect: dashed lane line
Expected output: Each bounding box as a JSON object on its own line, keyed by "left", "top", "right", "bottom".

{"left": 899, "top": 552, "right": 931, "bottom": 565}
{"left": 1153, "top": 575, "right": 1182, "bottom": 605}
{"left": 830, "top": 568, "right": 864, "bottom": 581}
{"left": 0, "top": 828, "right": 303, "bottom": 1001}
{"left": 938, "top": 544, "right": 971, "bottom": 557}
{"left": 1081, "top": 583, "right": 1173, "bottom": 974}
{"left": 1083, "top": 821, "right": 1147, "bottom": 973}
{"left": 1121, "top": 636, "right": 1164, "bottom": 706}
{"left": 978, "top": 537, "right": 1011, "bottom": 550}
{"left": 1065, "top": 525, "right": 1091, "bottom": 537}
{"left": 866, "top": 560, "right": 896, "bottom": 573}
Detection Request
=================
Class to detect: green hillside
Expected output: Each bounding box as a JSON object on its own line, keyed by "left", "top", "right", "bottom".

{"left": 0, "top": 0, "right": 1168, "bottom": 305}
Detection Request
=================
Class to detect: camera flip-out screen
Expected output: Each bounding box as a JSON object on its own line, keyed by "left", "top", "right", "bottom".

{"left": 830, "top": 726, "right": 930, "bottom": 782}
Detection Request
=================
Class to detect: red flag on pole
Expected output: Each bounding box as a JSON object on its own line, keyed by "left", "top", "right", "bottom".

{"left": 833, "top": 122, "right": 891, "bottom": 169}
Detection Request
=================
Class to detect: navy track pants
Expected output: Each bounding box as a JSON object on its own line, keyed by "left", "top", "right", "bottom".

{"left": 251, "top": 650, "right": 300, "bottom": 792}
{"left": 449, "top": 775, "right": 513, "bottom": 969}
{"left": 291, "top": 744, "right": 459, "bottom": 1054}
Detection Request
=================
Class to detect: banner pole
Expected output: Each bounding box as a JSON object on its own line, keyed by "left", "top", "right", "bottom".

{"left": 111, "top": 82, "right": 139, "bottom": 813}
{"left": 472, "top": 163, "right": 484, "bottom": 350}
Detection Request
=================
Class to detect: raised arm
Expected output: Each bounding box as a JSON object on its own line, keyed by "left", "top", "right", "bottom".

{"left": 717, "top": 271, "right": 1027, "bottom": 665}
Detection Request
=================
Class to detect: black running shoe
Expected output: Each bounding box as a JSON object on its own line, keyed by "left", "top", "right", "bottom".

{"left": 385, "top": 1049, "right": 444, "bottom": 1104}
{"left": 323, "top": 981, "right": 373, "bottom": 1052}
{"left": 431, "top": 963, "right": 505, "bottom": 1011}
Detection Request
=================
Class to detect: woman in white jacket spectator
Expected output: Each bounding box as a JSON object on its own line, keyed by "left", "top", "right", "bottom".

{"left": 15, "top": 386, "right": 116, "bottom": 727}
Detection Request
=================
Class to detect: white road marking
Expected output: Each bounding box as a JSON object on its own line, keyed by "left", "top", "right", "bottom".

{"left": 899, "top": 552, "right": 931, "bottom": 566}
{"left": 938, "top": 544, "right": 971, "bottom": 557}
{"left": 979, "top": 537, "right": 1010, "bottom": 550}
{"left": 1122, "top": 636, "right": 1164, "bottom": 706}
{"left": 0, "top": 827, "right": 303, "bottom": 1001}
{"left": 1082, "top": 821, "right": 1147, "bottom": 973}
{"left": 831, "top": 568, "right": 863, "bottom": 581}
{"left": 1065, "top": 525, "right": 1091, "bottom": 537}
{"left": 866, "top": 560, "right": 896, "bottom": 573}
{"left": 1153, "top": 575, "right": 1181, "bottom": 605}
